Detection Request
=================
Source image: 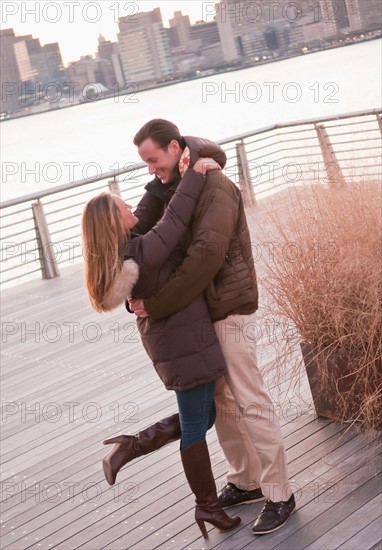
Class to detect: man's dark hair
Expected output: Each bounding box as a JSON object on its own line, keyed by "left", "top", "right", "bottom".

{"left": 133, "top": 119, "right": 186, "bottom": 150}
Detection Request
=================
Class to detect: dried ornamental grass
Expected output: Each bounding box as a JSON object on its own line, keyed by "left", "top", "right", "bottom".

{"left": 260, "top": 182, "right": 382, "bottom": 430}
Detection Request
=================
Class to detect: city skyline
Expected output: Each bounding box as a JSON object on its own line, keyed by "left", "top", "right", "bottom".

{"left": 3, "top": 0, "right": 380, "bottom": 67}
{"left": 1, "top": 1, "right": 210, "bottom": 65}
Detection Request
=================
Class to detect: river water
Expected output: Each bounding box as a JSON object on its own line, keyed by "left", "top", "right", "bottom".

{"left": 1, "top": 39, "right": 381, "bottom": 202}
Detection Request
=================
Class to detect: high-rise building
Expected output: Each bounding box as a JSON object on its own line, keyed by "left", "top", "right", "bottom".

{"left": 13, "top": 38, "right": 35, "bottom": 84}
{"left": 216, "top": 0, "right": 261, "bottom": 61}
{"left": 358, "top": 0, "right": 381, "bottom": 31}
{"left": 215, "top": 0, "right": 297, "bottom": 60}
{"left": 169, "top": 11, "right": 191, "bottom": 43}
{"left": 310, "top": 0, "right": 363, "bottom": 37}
{"left": 166, "top": 27, "right": 181, "bottom": 49}
{"left": 12, "top": 35, "right": 66, "bottom": 89}
{"left": 334, "top": 0, "right": 362, "bottom": 32}
{"left": 0, "top": 29, "right": 21, "bottom": 113}
{"left": 216, "top": 0, "right": 370, "bottom": 57}
{"left": 199, "top": 43, "right": 225, "bottom": 68}
{"left": 169, "top": 15, "right": 223, "bottom": 74}
{"left": 117, "top": 8, "right": 173, "bottom": 83}
{"left": 66, "top": 55, "right": 103, "bottom": 89}
{"left": 13, "top": 37, "right": 40, "bottom": 85}
{"left": 42, "top": 43, "right": 66, "bottom": 84}
{"left": 316, "top": 0, "right": 339, "bottom": 37}
{"left": 19, "top": 38, "right": 51, "bottom": 84}
{"left": 97, "top": 35, "right": 125, "bottom": 87}
{"left": 288, "top": 0, "right": 337, "bottom": 46}
{"left": 189, "top": 21, "right": 220, "bottom": 46}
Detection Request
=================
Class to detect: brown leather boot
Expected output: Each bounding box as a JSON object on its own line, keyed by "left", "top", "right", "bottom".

{"left": 102, "top": 413, "right": 180, "bottom": 485}
{"left": 180, "top": 440, "right": 241, "bottom": 538}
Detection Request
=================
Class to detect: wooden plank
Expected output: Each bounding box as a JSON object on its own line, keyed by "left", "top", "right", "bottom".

{"left": 1, "top": 396, "right": 315, "bottom": 524}
{"left": 1, "top": 416, "right": 182, "bottom": 534}
{"left": 0, "top": 410, "right": 314, "bottom": 540}
{"left": 2, "top": 259, "right": 382, "bottom": 550}
{"left": 0, "top": 408, "right": 312, "bottom": 548}
{"left": 210, "top": 443, "right": 381, "bottom": 550}
{"left": 125, "top": 452, "right": 382, "bottom": 550}
{"left": 211, "top": 457, "right": 381, "bottom": 550}
{"left": 73, "top": 427, "right": 379, "bottom": 549}
{"left": 272, "top": 476, "right": 382, "bottom": 549}
{"left": 1, "top": 385, "right": 174, "bottom": 464}
{"left": 337, "top": 517, "right": 382, "bottom": 550}
{"left": 2, "top": 392, "right": 380, "bottom": 550}
{"left": 1, "top": 395, "right": 179, "bottom": 517}
{"left": 1, "top": 370, "right": 164, "bottom": 444}
{"left": 305, "top": 492, "right": 382, "bottom": 549}
{"left": 3, "top": 439, "right": 225, "bottom": 550}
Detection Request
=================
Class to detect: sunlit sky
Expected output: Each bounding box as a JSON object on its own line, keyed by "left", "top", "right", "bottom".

{"left": 1, "top": 1, "right": 217, "bottom": 65}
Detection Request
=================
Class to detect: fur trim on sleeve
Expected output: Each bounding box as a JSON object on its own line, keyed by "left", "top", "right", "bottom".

{"left": 103, "top": 259, "right": 140, "bottom": 310}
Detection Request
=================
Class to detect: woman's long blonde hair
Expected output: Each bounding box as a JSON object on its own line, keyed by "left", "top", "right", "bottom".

{"left": 82, "top": 192, "right": 128, "bottom": 312}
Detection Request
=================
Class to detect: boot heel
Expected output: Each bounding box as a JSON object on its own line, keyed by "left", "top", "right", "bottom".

{"left": 102, "top": 456, "right": 115, "bottom": 486}
{"left": 196, "top": 519, "right": 208, "bottom": 539}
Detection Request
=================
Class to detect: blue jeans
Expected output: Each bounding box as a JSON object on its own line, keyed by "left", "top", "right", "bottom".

{"left": 175, "top": 382, "right": 216, "bottom": 449}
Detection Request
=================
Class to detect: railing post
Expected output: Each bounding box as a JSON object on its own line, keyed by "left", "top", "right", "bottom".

{"left": 236, "top": 141, "right": 256, "bottom": 207}
{"left": 108, "top": 178, "right": 121, "bottom": 196}
{"left": 32, "top": 200, "right": 60, "bottom": 279}
{"left": 377, "top": 113, "right": 382, "bottom": 138}
{"left": 315, "top": 124, "right": 347, "bottom": 188}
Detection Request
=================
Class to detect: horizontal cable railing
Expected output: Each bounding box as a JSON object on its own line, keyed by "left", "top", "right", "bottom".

{"left": 1, "top": 109, "right": 381, "bottom": 288}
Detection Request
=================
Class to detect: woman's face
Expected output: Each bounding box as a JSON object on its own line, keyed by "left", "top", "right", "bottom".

{"left": 112, "top": 196, "right": 139, "bottom": 231}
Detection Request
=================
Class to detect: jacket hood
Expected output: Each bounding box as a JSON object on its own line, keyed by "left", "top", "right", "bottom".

{"left": 183, "top": 136, "right": 227, "bottom": 169}
{"left": 103, "top": 259, "right": 139, "bottom": 310}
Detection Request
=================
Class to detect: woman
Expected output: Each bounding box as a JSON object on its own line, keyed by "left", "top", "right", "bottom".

{"left": 82, "top": 158, "right": 241, "bottom": 538}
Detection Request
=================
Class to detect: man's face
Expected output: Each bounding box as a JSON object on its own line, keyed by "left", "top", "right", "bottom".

{"left": 138, "top": 137, "right": 182, "bottom": 184}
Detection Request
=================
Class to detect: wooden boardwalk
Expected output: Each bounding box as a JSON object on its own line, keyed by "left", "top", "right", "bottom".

{"left": 1, "top": 203, "right": 382, "bottom": 549}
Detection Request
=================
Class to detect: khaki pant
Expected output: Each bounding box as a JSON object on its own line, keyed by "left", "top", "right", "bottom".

{"left": 214, "top": 313, "right": 292, "bottom": 502}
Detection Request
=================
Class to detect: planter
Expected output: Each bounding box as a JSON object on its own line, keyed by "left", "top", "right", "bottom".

{"left": 301, "top": 342, "right": 382, "bottom": 430}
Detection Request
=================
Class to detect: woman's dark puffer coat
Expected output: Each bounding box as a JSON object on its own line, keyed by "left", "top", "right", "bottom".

{"left": 103, "top": 168, "right": 227, "bottom": 391}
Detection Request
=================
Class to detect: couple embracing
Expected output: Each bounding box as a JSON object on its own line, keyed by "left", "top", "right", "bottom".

{"left": 82, "top": 119, "right": 295, "bottom": 539}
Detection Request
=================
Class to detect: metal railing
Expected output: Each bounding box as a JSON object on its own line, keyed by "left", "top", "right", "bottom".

{"left": 1, "top": 108, "right": 381, "bottom": 288}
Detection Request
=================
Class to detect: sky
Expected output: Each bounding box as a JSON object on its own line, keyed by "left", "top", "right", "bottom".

{"left": 1, "top": 1, "right": 217, "bottom": 65}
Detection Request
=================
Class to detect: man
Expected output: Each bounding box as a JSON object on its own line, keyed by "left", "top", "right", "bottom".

{"left": 130, "top": 119, "right": 295, "bottom": 534}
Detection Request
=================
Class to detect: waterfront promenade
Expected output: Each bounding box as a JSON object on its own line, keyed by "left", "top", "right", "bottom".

{"left": 1, "top": 199, "right": 381, "bottom": 550}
